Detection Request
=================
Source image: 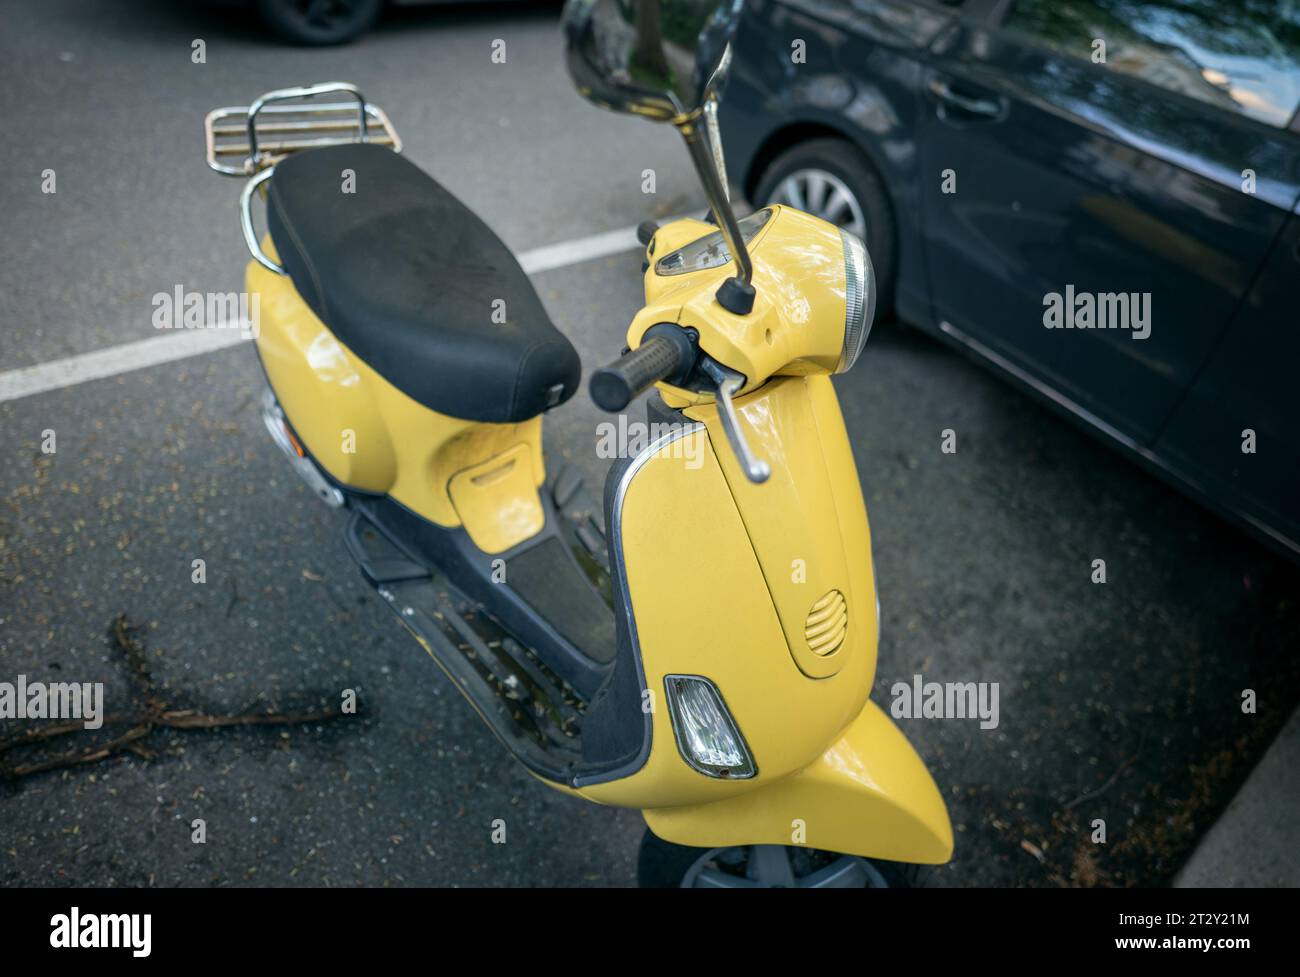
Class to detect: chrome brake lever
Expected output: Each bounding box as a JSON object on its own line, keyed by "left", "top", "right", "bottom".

{"left": 699, "top": 359, "right": 771, "bottom": 484}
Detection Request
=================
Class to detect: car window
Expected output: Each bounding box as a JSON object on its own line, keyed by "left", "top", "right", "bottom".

{"left": 1005, "top": 0, "right": 1300, "bottom": 128}
{"left": 787, "top": 0, "right": 956, "bottom": 51}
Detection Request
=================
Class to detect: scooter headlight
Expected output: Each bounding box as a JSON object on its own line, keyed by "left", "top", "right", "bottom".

{"left": 664, "top": 675, "right": 756, "bottom": 779}
{"left": 654, "top": 208, "right": 773, "bottom": 277}
{"left": 836, "top": 230, "right": 876, "bottom": 374}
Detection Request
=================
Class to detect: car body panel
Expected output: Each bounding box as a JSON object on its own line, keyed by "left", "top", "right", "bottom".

{"left": 1154, "top": 209, "right": 1300, "bottom": 552}
{"left": 721, "top": 0, "right": 953, "bottom": 327}
{"left": 719, "top": 0, "right": 1300, "bottom": 559}
{"left": 919, "top": 19, "right": 1300, "bottom": 444}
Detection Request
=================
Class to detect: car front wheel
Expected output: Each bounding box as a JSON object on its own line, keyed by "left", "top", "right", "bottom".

{"left": 753, "top": 138, "right": 897, "bottom": 317}
{"left": 257, "top": 0, "right": 384, "bottom": 46}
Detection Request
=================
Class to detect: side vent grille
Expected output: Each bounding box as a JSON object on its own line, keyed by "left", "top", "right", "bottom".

{"left": 804, "top": 589, "right": 848, "bottom": 657}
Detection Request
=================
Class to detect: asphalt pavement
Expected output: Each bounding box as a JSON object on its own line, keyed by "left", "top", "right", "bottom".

{"left": 2, "top": 0, "right": 1298, "bottom": 887}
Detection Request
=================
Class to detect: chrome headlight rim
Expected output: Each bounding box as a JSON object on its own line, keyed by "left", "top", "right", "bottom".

{"left": 836, "top": 230, "right": 876, "bottom": 374}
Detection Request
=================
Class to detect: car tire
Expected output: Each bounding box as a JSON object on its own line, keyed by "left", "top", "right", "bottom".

{"left": 637, "top": 828, "right": 923, "bottom": 888}
{"left": 256, "top": 0, "right": 384, "bottom": 46}
{"left": 753, "top": 138, "right": 897, "bottom": 318}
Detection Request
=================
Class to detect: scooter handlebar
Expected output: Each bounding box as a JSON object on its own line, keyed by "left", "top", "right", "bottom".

{"left": 589, "top": 336, "right": 685, "bottom": 412}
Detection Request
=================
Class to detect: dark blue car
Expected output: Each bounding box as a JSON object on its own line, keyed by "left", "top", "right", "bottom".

{"left": 719, "top": 0, "right": 1300, "bottom": 559}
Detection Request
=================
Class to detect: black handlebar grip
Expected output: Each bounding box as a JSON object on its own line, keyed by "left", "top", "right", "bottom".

{"left": 589, "top": 336, "right": 683, "bottom": 412}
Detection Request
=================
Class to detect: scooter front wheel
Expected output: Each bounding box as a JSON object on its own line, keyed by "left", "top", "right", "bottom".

{"left": 637, "top": 829, "right": 921, "bottom": 888}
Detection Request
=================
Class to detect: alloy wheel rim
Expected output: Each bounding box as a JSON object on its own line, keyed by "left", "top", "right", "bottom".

{"left": 771, "top": 167, "right": 868, "bottom": 239}
{"left": 680, "top": 844, "right": 890, "bottom": 888}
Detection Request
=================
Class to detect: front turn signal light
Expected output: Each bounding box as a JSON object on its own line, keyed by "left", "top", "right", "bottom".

{"left": 663, "top": 674, "right": 757, "bottom": 779}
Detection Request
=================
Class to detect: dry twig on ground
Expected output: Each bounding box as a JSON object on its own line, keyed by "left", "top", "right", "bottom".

{"left": 0, "top": 614, "right": 354, "bottom": 781}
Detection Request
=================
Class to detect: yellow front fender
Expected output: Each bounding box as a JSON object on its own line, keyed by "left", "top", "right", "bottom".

{"left": 642, "top": 700, "right": 954, "bottom": 864}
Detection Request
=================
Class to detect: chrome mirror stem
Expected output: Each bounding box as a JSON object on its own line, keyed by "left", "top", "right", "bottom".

{"left": 677, "top": 116, "right": 755, "bottom": 312}
{"left": 704, "top": 95, "right": 730, "bottom": 202}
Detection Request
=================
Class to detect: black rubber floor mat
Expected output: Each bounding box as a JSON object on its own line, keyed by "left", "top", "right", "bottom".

{"left": 506, "top": 536, "right": 616, "bottom": 664}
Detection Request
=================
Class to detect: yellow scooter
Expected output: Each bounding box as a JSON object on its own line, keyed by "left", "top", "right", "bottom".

{"left": 204, "top": 0, "right": 952, "bottom": 887}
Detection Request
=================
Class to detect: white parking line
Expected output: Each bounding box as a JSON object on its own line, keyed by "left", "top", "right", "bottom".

{"left": 0, "top": 218, "right": 666, "bottom": 405}
{"left": 517, "top": 223, "right": 646, "bottom": 275}
{"left": 0, "top": 329, "right": 253, "bottom": 405}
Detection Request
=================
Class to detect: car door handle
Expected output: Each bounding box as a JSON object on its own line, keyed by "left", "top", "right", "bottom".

{"left": 928, "top": 76, "right": 1004, "bottom": 119}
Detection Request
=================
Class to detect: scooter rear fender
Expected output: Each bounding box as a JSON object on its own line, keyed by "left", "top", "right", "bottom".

{"left": 644, "top": 699, "right": 954, "bottom": 864}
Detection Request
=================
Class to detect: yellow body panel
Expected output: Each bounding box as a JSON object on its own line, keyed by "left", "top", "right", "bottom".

{"left": 578, "top": 376, "right": 875, "bottom": 804}
{"left": 644, "top": 699, "right": 954, "bottom": 864}
{"left": 574, "top": 378, "right": 951, "bottom": 861}
{"left": 248, "top": 240, "right": 545, "bottom": 553}
{"left": 686, "top": 374, "right": 869, "bottom": 679}
{"left": 447, "top": 443, "right": 545, "bottom": 553}
{"left": 578, "top": 424, "right": 817, "bottom": 809}
{"left": 632, "top": 206, "right": 852, "bottom": 396}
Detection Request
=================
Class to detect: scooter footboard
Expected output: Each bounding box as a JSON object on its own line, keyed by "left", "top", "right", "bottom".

{"left": 642, "top": 700, "right": 954, "bottom": 864}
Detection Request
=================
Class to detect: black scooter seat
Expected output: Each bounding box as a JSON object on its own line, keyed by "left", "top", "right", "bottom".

{"left": 266, "top": 144, "right": 580, "bottom": 423}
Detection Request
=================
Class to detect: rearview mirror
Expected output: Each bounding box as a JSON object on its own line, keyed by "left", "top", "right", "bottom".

{"left": 564, "top": 0, "right": 757, "bottom": 314}
{"left": 563, "top": 0, "right": 744, "bottom": 124}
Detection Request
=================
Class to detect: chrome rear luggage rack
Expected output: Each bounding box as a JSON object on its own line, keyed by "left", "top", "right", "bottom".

{"left": 206, "top": 82, "right": 402, "bottom": 275}
{"left": 204, "top": 82, "right": 401, "bottom": 177}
